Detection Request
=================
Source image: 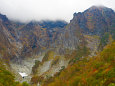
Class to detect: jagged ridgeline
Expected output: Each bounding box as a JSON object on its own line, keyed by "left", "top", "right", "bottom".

{"left": 0, "top": 6, "right": 115, "bottom": 86}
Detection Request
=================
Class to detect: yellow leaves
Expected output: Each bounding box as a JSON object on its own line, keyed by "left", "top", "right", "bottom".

{"left": 47, "top": 51, "right": 55, "bottom": 60}
{"left": 108, "top": 34, "right": 113, "bottom": 43}
{"left": 51, "top": 56, "right": 60, "bottom": 66}
{"left": 42, "top": 41, "right": 115, "bottom": 86}
{"left": 100, "top": 41, "right": 115, "bottom": 62}
{"left": 42, "top": 50, "right": 55, "bottom": 62}
{"left": 102, "top": 65, "right": 112, "bottom": 74}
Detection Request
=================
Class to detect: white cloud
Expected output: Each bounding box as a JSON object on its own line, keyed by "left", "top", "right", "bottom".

{"left": 0, "top": 0, "right": 115, "bottom": 22}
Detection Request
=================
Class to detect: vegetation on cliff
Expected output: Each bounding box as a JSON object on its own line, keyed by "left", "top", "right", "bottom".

{"left": 42, "top": 41, "right": 115, "bottom": 86}
{"left": 0, "top": 60, "right": 29, "bottom": 86}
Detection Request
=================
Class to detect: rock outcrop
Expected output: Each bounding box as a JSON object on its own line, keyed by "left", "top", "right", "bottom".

{"left": 0, "top": 5, "right": 115, "bottom": 84}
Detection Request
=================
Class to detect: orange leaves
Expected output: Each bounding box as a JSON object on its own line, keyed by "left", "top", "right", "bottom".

{"left": 104, "top": 68, "right": 111, "bottom": 73}
{"left": 81, "top": 77, "right": 87, "bottom": 84}
{"left": 42, "top": 41, "right": 115, "bottom": 86}
{"left": 93, "top": 69, "right": 97, "bottom": 73}
{"left": 103, "top": 65, "right": 112, "bottom": 74}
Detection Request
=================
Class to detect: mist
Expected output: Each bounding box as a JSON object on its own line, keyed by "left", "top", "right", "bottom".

{"left": 0, "top": 0, "right": 115, "bottom": 22}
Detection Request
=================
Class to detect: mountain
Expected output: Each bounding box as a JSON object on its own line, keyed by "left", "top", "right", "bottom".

{"left": 67, "top": 6, "right": 115, "bottom": 51}
{"left": 38, "top": 20, "right": 68, "bottom": 29}
{"left": 72, "top": 6, "right": 115, "bottom": 35}
{"left": 29, "top": 6, "right": 115, "bottom": 85}
{"left": 43, "top": 41, "right": 115, "bottom": 86}
{"left": 0, "top": 13, "right": 19, "bottom": 61}
{"left": 0, "top": 6, "right": 115, "bottom": 86}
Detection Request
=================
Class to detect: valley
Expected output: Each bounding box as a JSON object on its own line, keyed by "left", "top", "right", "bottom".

{"left": 0, "top": 6, "right": 115, "bottom": 86}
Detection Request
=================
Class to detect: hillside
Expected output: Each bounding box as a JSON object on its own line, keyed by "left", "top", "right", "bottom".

{"left": 0, "top": 5, "right": 114, "bottom": 86}
{"left": 0, "top": 59, "right": 30, "bottom": 86}
{"left": 42, "top": 41, "right": 115, "bottom": 86}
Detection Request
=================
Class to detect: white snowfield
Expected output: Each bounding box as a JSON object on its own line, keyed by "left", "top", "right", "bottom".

{"left": 19, "top": 72, "right": 28, "bottom": 77}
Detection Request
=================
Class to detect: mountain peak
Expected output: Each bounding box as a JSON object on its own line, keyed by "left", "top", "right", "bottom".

{"left": 73, "top": 5, "right": 114, "bottom": 18}
{"left": 71, "top": 5, "right": 115, "bottom": 35}
{"left": 85, "top": 5, "right": 114, "bottom": 12}
{"left": 0, "top": 13, "right": 9, "bottom": 22}
{"left": 90, "top": 5, "right": 107, "bottom": 9}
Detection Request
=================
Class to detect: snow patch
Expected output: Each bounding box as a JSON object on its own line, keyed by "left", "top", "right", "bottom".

{"left": 19, "top": 72, "right": 28, "bottom": 77}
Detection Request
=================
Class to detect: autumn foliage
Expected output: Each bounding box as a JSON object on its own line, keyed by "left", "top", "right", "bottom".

{"left": 43, "top": 41, "right": 115, "bottom": 86}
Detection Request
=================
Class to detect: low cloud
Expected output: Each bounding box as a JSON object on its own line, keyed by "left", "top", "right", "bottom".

{"left": 0, "top": 0, "right": 115, "bottom": 22}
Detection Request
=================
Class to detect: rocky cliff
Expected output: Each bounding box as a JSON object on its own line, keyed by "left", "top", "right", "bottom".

{"left": 0, "top": 5, "right": 115, "bottom": 85}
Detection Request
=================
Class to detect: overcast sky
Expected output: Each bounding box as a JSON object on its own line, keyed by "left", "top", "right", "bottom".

{"left": 0, "top": 0, "right": 115, "bottom": 22}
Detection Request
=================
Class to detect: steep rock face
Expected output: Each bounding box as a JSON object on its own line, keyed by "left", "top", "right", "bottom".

{"left": 68, "top": 6, "right": 115, "bottom": 55}
{"left": 43, "top": 41, "right": 115, "bottom": 86}
{"left": 0, "top": 6, "right": 115, "bottom": 60}
{"left": 38, "top": 20, "right": 68, "bottom": 29}
{"left": 0, "top": 16, "right": 70, "bottom": 82}
{"left": 18, "top": 22, "right": 48, "bottom": 58}
{"left": 72, "top": 6, "right": 115, "bottom": 36}
{"left": 0, "top": 6, "right": 115, "bottom": 84}
{"left": 0, "top": 14, "right": 20, "bottom": 61}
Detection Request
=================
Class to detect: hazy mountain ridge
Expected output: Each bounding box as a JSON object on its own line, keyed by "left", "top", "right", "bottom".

{"left": 1, "top": 6, "right": 114, "bottom": 61}
{"left": 0, "top": 6, "right": 115, "bottom": 86}
{"left": 72, "top": 6, "right": 115, "bottom": 35}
